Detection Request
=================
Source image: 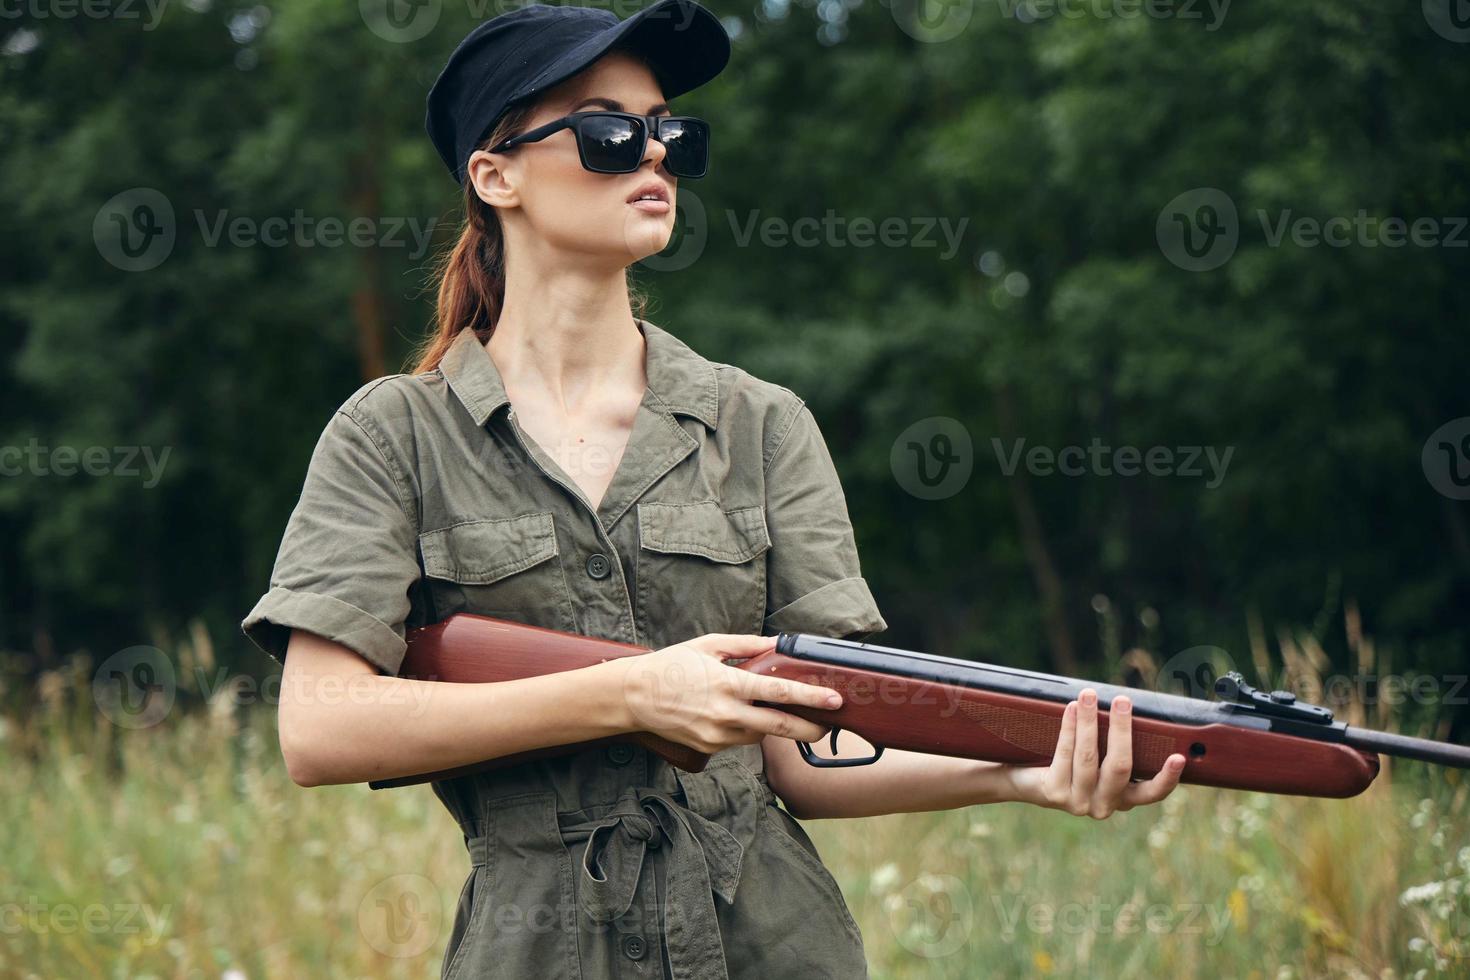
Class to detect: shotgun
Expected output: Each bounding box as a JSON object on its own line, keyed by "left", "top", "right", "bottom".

{"left": 367, "top": 612, "right": 1470, "bottom": 795}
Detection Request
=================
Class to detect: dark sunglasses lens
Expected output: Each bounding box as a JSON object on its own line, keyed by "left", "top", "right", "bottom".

{"left": 658, "top": 119, "right": 708, "bottom": 178}
{"left": 579, "top": 115, "right": 643, "bottom": 173}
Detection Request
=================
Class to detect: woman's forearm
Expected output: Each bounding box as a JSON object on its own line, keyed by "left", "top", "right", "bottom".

{"left": 278, "top": 628, "right": 636, "bottom": 786}
{"left": 763, "top": 732, "right": 1037, "bottom": 819}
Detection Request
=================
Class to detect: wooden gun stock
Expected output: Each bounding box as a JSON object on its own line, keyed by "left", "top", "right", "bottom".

{"left": 368, "top": 615, "right": 707, "bottom": 789}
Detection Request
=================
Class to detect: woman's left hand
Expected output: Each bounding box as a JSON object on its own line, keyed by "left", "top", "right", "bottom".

{"left": 1005, "top": 689, "right": 1187, "bottom": 819}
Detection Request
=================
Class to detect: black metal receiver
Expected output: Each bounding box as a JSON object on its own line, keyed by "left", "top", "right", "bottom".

{"left": 1213, "top": 671, "right": 1333, "bottom": 723}
{"left": 773, "top": 633, "right": 1470, "bottom": 771}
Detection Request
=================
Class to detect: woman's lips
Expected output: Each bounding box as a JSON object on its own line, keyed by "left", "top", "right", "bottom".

{"left": 628, "top": 199, "right": 671, "bottom": 214}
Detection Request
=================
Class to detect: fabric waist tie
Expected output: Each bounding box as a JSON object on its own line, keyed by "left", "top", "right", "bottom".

{"left": 463, "top": 775, "right": 777, "bottom": 980}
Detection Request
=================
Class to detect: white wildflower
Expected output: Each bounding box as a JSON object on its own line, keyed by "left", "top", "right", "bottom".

{"left": 1399, "top": 881, "right": 1446, "bottom": 905}
{"left": 870, "top": 862, "right": 900, "bottom": 894}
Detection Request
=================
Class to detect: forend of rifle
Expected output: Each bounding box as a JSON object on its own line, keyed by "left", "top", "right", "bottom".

{"left": 758, "top": 631, "right": 1383, "bottom": 798}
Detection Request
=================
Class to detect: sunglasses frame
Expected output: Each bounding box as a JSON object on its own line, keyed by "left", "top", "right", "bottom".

{"left": 487, "top": 110, "right": 710, "bottom": 178}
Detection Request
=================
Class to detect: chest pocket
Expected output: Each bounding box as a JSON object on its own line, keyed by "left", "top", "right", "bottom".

{"left": 419, "top": 511, "right": 578, "bottom": 633}
{"left": 635, "top": 500, "right": 771, "bottom": 643}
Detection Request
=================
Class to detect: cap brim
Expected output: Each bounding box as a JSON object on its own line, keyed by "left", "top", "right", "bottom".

{"left": 511, "top": 0, "right": 730, "bottom": 111}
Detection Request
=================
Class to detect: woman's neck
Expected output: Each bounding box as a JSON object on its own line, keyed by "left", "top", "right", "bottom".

{"left": 487, "top": 290, "right": 647, "bottom": 418}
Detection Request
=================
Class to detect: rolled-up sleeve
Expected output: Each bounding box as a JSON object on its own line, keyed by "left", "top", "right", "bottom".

{"left": 761, "top": 401, "right": 888, "bottom": 642}
{"left": 240, "top": 403, "right": 420, "bottom": 675}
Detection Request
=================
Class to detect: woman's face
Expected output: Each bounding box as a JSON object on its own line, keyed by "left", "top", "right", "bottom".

{"left": 468, "top": 51, "right": 680, "bottom": 268}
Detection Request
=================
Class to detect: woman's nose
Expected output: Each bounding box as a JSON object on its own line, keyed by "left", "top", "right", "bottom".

{"left": 642, "top": 128, "right": 669, "bottom": 170}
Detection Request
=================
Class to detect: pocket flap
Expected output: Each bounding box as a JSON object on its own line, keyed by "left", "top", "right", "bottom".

{"left": 637, "top": 500, "right": 771, "bottom": 564}
{"left": 419, "top": 512, "right": 558, "bottom": 585}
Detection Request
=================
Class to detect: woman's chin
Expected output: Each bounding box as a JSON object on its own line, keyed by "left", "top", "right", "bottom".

{"left": 620, "top": 221, "right": 678, "bottom": 263}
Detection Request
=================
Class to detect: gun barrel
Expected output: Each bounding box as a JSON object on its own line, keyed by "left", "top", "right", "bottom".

{"left": 1344, "top": 727, "right": 1470, "bottom": 769}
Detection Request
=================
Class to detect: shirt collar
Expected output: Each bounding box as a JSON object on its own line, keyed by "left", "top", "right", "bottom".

{"left": 437, "top": 317, "right": 720, "bottom": 430}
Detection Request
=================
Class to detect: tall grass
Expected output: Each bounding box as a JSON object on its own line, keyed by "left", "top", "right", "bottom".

{"left": 1, "top": 606, "right": 1465, "bottom": 978}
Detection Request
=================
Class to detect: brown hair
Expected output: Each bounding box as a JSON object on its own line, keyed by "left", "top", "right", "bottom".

{"left": 408, "top": 92, "right": 653, "bottom": 375}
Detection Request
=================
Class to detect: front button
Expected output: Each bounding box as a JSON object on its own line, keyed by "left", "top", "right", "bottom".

{"left": 586, "top": 553, "right": 611, "bottom": 579}
{"left": 605, "top": 743, "right": 635, "bottom": 766}
{"left": 622, "top": 935, "right": 647, "bottom": 960}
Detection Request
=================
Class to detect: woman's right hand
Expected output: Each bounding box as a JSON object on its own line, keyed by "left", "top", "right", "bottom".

{"left": 617, "top": 633, "right": 845, "bottom": 754}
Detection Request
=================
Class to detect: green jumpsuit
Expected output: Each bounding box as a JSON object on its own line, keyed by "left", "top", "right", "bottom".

{"left": 242, "top": 318, "right": 889, "bottom": 979}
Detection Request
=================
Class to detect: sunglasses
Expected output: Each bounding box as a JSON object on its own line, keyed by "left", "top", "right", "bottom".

{"left": 488, "top": 110, "right": 710, "bottom": 179}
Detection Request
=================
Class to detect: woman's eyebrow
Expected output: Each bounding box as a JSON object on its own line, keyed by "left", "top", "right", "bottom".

{"left": 571, "top": 96, "right": 671, "bottom": 115}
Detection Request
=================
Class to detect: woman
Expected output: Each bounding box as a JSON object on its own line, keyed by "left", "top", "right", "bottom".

{"left": 241, "top": 2, "right": 1187, "bottom": 976}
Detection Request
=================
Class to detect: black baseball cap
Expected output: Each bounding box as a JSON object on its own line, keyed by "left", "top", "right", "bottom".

{"left": 426, "top": 0, "right": 732, "bottom": 186}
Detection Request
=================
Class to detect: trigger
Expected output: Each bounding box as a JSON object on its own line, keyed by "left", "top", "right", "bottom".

{"left": 829, "top": 726, "right": 843, "bottom": 755}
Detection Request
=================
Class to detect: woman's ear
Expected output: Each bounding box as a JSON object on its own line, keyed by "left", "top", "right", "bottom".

{"left": 466, "top": 150, "right": 518, "bottom": 209}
